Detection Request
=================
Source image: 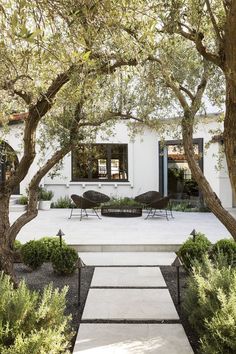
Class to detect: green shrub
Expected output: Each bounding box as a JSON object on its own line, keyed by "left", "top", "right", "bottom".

{"left": 183, "top": 257, "right": 236, "bottom": 353}
{"left": 17, "top": 195, "right": 28, "bottom": 205}
{"left": 106, "top": 196, "right": 141, "bottom": 207}
{"left": 51, "top": 246, "right": 78, "bottom": 275}
{"left": 21, "top": 240, "right": 47, "bottom": 270}
{"left": 14, "top": 240, "right": 22, "bottom": 251}
{"left": 212, "top": 238, "right": 236, "bottom": 266}
{"left": 38, "top": 187, "right": 54, "bottom": 201}
{"left": 39, "top": 237, "right": 66, "bottom": 261}
{"left": 51, "top": 196, "right": 73, "bottom": 208}
{"left": 0, "top": 272, "right": 72, "bottom": 353}
{"left": 177, "top": 232, "right": 211, "bottom": 270}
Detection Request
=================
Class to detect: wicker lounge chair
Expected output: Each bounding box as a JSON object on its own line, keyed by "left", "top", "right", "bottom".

{"left": 69, "top": 194, "right": 101, "bottom": 220}
{"left": 83, "top": 190, "right": 110, "bottom": 204}
{"left": 145, "top": 196, "right": 173, "bottom": 220}
{"left": 134, "top": 191, "right": 162, "bottom": 207}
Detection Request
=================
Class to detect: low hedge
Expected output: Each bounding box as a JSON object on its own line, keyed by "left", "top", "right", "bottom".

{"left": 51, "top": 246, "right": 78, "bottom": 275}
{"left": 177, "top": 233, "right": 211, "bottom": 270}
{"left": 21, "top": 240, "right": 47, "bottom": 270}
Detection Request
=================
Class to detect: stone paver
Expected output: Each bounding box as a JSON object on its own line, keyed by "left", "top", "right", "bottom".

{"left": 82, "top": 289, "right": 179, "bottom": 320}
{"left": 91, "top": 267, "right": 166, "bottom": 287}
{"left": 11, "top": 209, "right": 230, "bottom": 245}
{"left": 79, "top": 252, "right": 176, "bottom": 266}
{"left": 73, "top": 323, "right": 194, "bottom": 354}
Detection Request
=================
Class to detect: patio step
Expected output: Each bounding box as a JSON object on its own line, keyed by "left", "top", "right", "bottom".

{"left": 70, "top": 244, "right": 180, "bottom": 252}
{"left": 9, "top": 204, "right": 27, "bottom": 212}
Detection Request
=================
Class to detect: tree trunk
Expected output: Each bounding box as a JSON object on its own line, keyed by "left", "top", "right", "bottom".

{"left": 181, "top": 116, "right": 236, "bottom": 241}
{"left": 0, "top": 193, "right": 17, "bottom": 284}
{"left": 223, "top": 2, "right": 236, "bottom": 203}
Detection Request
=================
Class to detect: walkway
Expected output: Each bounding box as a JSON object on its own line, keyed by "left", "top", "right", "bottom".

{"left": 73, "top": 253, "right": 194, "bottom": 354}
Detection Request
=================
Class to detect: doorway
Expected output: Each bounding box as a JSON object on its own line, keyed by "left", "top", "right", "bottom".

{"left": 159, "top": 139, "right": 203, "bottom": 201}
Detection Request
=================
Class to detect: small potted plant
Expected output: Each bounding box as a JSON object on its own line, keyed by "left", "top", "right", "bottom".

{"left": 38, "top": 187, "right": 54, "bottom": 210}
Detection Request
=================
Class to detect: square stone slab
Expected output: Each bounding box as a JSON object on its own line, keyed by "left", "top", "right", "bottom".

{"left": 79, "top": 252, "right": 176, "bottom": 266}
{"left": 91, "top": 267, "right": 166, "bottom": 287}
{"left": 73, "top": 323, "right": 194, "bottom": 353}
{"left": 82, "top": 289, "right": 179, "bottom": 320}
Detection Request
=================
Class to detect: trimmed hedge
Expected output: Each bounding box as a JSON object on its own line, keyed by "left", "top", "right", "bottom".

{"left": 51, "top": 246, "right": 78, "bottom": 275}
{"left": 177, "top": 233, "right": 211, "bottom": 270}
{"left": 21, "top": 240, "right": 47, "bottom": 270}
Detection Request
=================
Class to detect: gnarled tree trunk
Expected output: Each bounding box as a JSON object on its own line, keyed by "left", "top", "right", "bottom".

{"left": 182, "top": 115, "right": 236, "bottom": 240}
{"left": 223, "top": 2, "right": 236, "bottom": 203}
{"left": 0, "top": 192, "right": 16, "bottom": 284}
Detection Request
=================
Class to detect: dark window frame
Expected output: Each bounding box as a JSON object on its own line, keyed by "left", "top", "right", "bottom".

{"left": 159, "top": 138, "right": 204, "bottom": 196}
{"left": 71, "top": 143, "right": 129, "bottom": 182}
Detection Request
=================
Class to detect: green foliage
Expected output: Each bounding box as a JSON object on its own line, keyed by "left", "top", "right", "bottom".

{"left": 17, "top": 195, "right": 28, "bottom": 205}
{"left": 0, "top": 272, "right": 72, "bottom": 353}
{"left": 51, "top": 196, "right": 73, "bottom": 209}
{"left": 106, "top": 197, "right": 141, "bottom": 207}
{"left": 38, "top": 188, "right": 54, "bottom": 201}
{"left": 51, "top": 246, "right": 78, "bottom": 275}
{"left": 183, "top": 257, "right": 236, "bottom": 354}
{"left": 178, "top": 233, "right": 211, "bottom": 270}
{"left": 21, "top": 240, "right": 47, "bottom": 270}
{"left": 14, "top": 240, "right": 22, "bottom": 251}
{"left": 212, "top": 239, "right": 236, "bottom": 266}
{"left": 39, "top": 237, "right": 66, "bottom": 261}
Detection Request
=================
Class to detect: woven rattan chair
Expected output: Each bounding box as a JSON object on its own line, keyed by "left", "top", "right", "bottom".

{"left": 145, "top": 196, "right": 173, "bottom": 220}
{"left": 69, "top": 194, "right": 101, "bottom": 220}
{"left": 134, "top": 191, "right": 161, "bottom": 207}
{"left": 83, "top": 190, "right": 110, "bottom": 204}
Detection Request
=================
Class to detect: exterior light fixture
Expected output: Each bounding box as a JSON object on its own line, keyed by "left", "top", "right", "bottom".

{"left": 56, "top": 229, "right": 65, "bottom": 247}
{"left": 190, "top": 229, "right": 197, "bottom": 242}
{"left": 171, "top": 256, "right": 183, "bottom": 305}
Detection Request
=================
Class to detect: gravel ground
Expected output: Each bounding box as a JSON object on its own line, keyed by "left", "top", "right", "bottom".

{"left": 161, "top": 266, "right": 200, "bottom": 354}
{"left": 14, "top": 263, "right": 198, "bottom": 353}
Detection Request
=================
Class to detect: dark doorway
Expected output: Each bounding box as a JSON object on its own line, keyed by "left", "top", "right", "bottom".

{"left": 159, "top": 139, "right": 203, "bottom": 201}
{"left": 0, "top": 141, "right": 20, "bottom": 194}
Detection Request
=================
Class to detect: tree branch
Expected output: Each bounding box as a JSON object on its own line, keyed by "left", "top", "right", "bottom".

{"left": 8, "top": 145, "right": 71, "bottom": 241}
{"left": 177, "top": 25, "right": 222, "bottom": 68}
{"left": 205, "top": 0, "right": 223, "bottom": 41}
{"left": 179, "top": 85, "right": 194, "bottom": 101}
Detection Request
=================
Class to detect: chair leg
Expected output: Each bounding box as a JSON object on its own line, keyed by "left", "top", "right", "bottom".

{"left": 68, "top": 207, "right": 73, "bottom": 219}
{"left": 165, "top": 208, "right": 169, "bottom": 221}
{"left": 145, "top": 208, "right": 152, "bottom": 219}
{"left": 93, "top": 208, "right": 101, "bottom": 220}
{"left": 80, "top": 207, "right": 83, "bottom": 221}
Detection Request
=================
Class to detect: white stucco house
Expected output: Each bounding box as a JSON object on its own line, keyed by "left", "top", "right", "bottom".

{"left": 0, "top": 112, "right": 233, "bottom": 209}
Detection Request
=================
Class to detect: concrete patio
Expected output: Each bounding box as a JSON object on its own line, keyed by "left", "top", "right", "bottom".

{"left": 11, "top": 209, "right": 231, "bottom": 252}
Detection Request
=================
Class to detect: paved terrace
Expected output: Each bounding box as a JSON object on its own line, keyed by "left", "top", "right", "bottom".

{"left": 10, "top": 209, "right": 231, "bottom": 250}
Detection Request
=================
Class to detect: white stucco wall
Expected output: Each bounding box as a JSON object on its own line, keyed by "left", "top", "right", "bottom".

{"left": 0, "top": 116, "right": 233, "bottom": 208}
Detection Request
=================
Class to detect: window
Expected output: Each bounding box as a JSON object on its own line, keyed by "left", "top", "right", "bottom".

{"left": 72, "top": 144, "right": 128, "bottom": 181}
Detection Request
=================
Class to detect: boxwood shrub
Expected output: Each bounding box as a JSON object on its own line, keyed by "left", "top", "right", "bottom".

{"left": 177, "top": 232, "right": 211, "bottom": 270}
{"left": 51, "top": 246, "right": 78, "bottom": 275}
{"left": 39, "top": 237, "right": 66, "bottom": 261}
{"left": 21, "top": 240, "right": 47, "bottom": 270}
{"left": 211, "top": 238, "right": 236, "bottom": 266}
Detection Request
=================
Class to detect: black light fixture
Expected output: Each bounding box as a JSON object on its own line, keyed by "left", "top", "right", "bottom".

{"left": 56, "top": 229, "right": 65, "bottom": 247}
{"left": 171, "top": 256, "right": 183, "bottom": 305}
{"left": 190, "top": 229, "right": 197, "bottom": 242}
{"left": 78, "top": 257, "right": 86, "bottom": 306}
